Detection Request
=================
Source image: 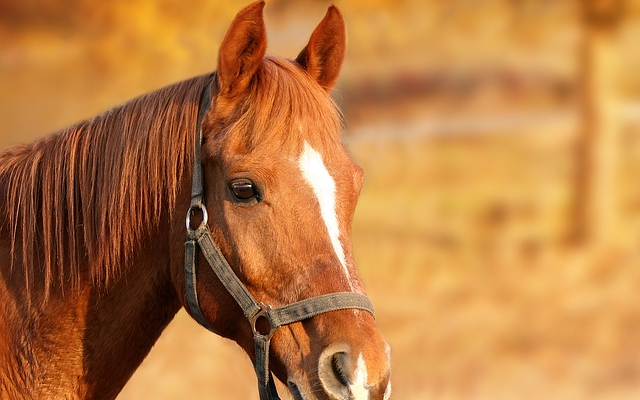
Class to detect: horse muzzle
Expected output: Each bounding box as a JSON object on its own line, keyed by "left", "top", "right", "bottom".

{"left": 286, "top": 341, "right": 392, "bottom": 400}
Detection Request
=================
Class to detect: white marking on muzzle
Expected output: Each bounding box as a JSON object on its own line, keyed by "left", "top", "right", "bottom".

{"left": 350, "top": 353, "right": 370, "bottom": 400}
{"left": 383, "top": 381, "right": 392, "bottom": 400}
{"left": 383, "top": 343, "right": 392, "bottom": 400}
{"left": 298, "top": 141, "right": 350, "bottom": 281}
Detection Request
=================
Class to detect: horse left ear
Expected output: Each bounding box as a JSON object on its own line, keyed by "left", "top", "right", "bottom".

{"left": 295, "top": 5, "right": 346, "bottom": 91}
{"left": 217, "top": 1, "right": 267, "bottom": 98}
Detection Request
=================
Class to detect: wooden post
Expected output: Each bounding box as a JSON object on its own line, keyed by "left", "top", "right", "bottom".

{"left": 576, "top": 0, "right": 623, "bottom": 246}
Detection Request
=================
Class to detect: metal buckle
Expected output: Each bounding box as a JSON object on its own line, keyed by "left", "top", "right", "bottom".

{"left": 186, "top": 203, "right": 209, "bottom": 231}
{"left": 250, "top": 303, "right": 278, "bottom": 340}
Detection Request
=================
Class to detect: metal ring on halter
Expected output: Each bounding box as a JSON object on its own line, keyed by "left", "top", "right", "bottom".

{"left": 250, "top": 303, "right": 278, "bottom": 340}
{"left": 186, "top": 203, "right": 209, "bottom": 231}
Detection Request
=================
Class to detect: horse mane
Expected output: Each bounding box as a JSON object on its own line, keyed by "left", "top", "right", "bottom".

{"left": 0, "top": 74, "right": 212, "bottom": 300}
{"left": 0, "top": 57, "right": 344, "bottom": 304}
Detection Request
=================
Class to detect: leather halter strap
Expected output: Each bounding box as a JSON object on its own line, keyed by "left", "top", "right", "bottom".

{"left": 184, "top": 82, "right": 375, "bottom": 400}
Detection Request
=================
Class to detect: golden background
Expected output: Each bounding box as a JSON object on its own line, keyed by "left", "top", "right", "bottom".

{"left": 2, "top": 0, "right": 640, "bottom": 399}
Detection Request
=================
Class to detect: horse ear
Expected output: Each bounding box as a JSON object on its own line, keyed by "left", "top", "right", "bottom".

{"left": 295, "top": 5, "right": 346, "bottom": 91}
{"left": 217, "top": 1, "right": 267, "bottom": 97}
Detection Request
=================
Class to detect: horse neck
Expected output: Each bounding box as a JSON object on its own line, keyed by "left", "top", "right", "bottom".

{"left": 0, "top": 74, "right": 208, "bottom": 397}
{"left": 79, "top": 223, "right": 183, "bottom": 399}
{"left": 0, "top": 167, "right": 185, "bottom": 400}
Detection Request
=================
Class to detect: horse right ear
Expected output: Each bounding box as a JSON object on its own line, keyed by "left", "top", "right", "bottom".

{"left": 217, "top": 1, "right": 267, "bottom": 98}
{"left": 295, "top": 5, "right": 346, "bottom": 91}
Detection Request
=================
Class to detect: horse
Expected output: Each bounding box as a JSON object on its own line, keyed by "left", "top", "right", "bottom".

{"left": 0, "top": 2, "right": 391, "bottom": 400}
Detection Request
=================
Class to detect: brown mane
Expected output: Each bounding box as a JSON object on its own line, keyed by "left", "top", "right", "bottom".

{"left": 0, "top": 74, "right": 211, "bottom": 301}
{"left": 0, "top": 57, "right": 343, "bottom": 305}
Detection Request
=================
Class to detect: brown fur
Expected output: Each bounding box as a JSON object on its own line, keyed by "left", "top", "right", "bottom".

{"left": 0, "top": 3, "right": 390, "bottom": 399}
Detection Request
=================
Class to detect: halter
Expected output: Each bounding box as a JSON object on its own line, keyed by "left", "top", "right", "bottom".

{"left": 184, "top": 81, "right": 375, "bottom": 400}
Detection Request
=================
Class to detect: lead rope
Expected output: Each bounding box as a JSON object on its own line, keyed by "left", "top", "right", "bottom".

{"left": 184, "top": 82, "right": 375, "bottom": 400}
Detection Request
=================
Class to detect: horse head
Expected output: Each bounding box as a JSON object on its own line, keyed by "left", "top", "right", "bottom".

{"left": 171, "top": 3, "right": 392, "bottom": 400}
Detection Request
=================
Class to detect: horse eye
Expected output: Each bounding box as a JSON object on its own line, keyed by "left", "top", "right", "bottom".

{"left": 229, "top": 179, "right": 258, "bottom": 201}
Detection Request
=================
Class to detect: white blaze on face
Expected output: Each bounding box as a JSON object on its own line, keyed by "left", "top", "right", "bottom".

{"left": 298, "top": 141, "right": 349, "bottom": 281}
{"left": 350, "top": 353, "right": 370, "bottom": 400}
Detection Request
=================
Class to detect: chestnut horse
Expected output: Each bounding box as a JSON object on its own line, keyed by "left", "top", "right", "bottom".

{"left": 0, "top": 2, "right": 391, "bottom": 400}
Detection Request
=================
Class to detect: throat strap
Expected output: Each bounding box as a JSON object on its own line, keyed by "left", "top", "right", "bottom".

{"left": 184, "top": 82, "right": 375, "bottom": 400}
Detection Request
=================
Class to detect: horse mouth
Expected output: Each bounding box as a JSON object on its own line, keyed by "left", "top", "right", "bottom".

{"left": 288, "top": 380, "right": 306, "bottom": 400}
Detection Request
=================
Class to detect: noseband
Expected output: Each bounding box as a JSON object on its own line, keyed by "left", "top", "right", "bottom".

{"left": 184, "top": 82, "right": 375, "bottom": 400}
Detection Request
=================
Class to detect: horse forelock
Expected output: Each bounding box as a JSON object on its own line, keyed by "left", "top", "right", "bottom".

{"left": 204, "top": 57, "right": 344, "bottom": 158}
{"left": 0, "top": 74, "right": 211, "bottom": 302}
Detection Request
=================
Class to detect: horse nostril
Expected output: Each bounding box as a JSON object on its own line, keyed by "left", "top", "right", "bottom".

{"left": 331, "top": 351, "right": 350, "bottom": 387}
{"left": 319, "top": 345, "right": 353, "bottom": 400}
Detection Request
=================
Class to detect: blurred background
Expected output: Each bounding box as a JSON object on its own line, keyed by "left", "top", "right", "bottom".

{"left": 2, "top": 0, "right": 640, "bottom": 399}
